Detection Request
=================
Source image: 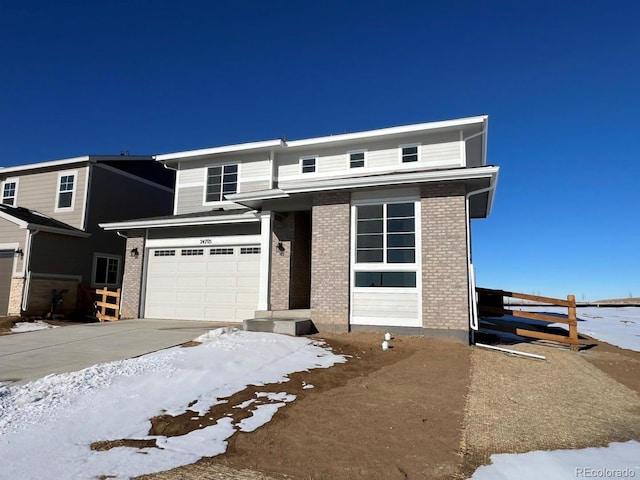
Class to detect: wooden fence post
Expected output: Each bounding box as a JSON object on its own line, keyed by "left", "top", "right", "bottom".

{"left": 567, "top": 294, "right": 578, "bottom": 351}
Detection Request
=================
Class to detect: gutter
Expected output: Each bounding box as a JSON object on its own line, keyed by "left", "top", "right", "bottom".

{"left": 465, "top": 174, "right": 499, "bottom": 333}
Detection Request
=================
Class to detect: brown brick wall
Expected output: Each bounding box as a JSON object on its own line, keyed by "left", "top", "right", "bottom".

{"left": 120, "top": 230, "right": 146, "bottom": 319}
{"left": 421, "top": 183, "right": 470, "bottom": 332}
{"left": 270, "top": 213, "right": 294, "bottom": 310}
{"left": 310, "top": 192, "right": 350, "bottom": 331}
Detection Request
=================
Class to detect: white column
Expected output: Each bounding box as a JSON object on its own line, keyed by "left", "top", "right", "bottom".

{"left": 257, "top": 210, "right": 273, "bottom": 311}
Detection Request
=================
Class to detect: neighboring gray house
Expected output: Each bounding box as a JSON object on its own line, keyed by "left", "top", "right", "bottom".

{"left": 0, "top": 156, "right": 174, "bottom": 316}
{"left": 102, "top": 115, "right": 499, "bottom": 341}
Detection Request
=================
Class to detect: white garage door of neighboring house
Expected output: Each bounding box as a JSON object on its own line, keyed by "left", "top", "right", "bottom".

{"left": 144, "top": 245, "right": 261, "bottom": 322}
{"left": 0, "top": 250, "right": 14, "bottom": 316}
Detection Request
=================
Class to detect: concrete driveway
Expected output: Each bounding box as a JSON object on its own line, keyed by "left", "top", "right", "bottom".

{"left": 0, "top": 319, "right": 229, "bottom": 386}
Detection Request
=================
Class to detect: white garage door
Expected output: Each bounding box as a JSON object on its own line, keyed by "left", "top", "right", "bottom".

{"left": 145, "top": 245, "right": 261, "bottom": 322}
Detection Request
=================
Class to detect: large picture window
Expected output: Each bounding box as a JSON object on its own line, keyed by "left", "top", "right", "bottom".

{"left": 356, "top": 202, "right": 415, "bottom": 264}
{"left": 206, "top": 164, "right": 238, "bottom": 202}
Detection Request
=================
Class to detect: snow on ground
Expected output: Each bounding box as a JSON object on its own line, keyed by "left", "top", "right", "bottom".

{"left": 470, "top": 441, "right": 640, "bottom": 480}
{"left": 486, "top": 306, "right": 640, "bottom": 352}
{"left": 10, "top": 320, "right": 58, "bottom": 333}
{"left": 0, "top": 327, "right": 345, "bottom": 480}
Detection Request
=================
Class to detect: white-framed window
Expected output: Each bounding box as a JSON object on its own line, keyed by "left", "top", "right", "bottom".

{"left": 300, "top": 156, "right": 317, "bottom": 174}
{"left": 153, "top": 250, "right": 176, "bottom": 257}
{"left": 205, "top": 164, "right": 238, "bottom": 202}
{"left": 1, "top": 179, "right": 18, "bottom": 206}
{"left": 181, "top": 249, "right": 204, "bottom": 256}
{"left": 92, "top": 253, "right": 121, "bottom": 287}
{"left": 55, "top": 170, "right": 77, "bottom": 211}
{"left": 211, "top": 247, "right": 234, "bottom": 255}
{"left": 349, "top": 150, "right": 366, "bottom": 169}
{"left": 240, "top": 246, "right": 261, "bottom": 255}
{"left": 400, "top": 144, "right": 420, "bottom": 163}
{"left": 352, "top": 200, "right": 418, "bottom": 289}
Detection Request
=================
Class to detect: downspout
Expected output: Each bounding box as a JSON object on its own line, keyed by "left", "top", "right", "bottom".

{"left": 21, "top": 226, "right": 40, "bottom": 312}
{"left": 465, "top": 180, "right": 496, "bottom": 335}
{"left": 268, "top": 149, "right": 275, "bottom": 190}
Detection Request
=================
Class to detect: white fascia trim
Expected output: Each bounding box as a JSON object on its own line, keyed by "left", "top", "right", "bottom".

{"left": 280, "top": 166, "right": 500, "bottom": 194}
{"left": 156, "top": 139, "right": 284, "bottom": 162}
{"left": 100, "top": 212, "right": 260, "bottom": 230}
{"left": 225, "top": 189, "right": 289, "bottom": 203}
{"left": 146, "top": 235, "right": 262, "bottom": 249}
{"left": 286, "top": 115, "right": 488, "bottom": 148}
{"left": 94, "top": 163, "right": 174, "bottom": 193}
{"left": 0, "top": 156, "right": 89, "bottom": 175}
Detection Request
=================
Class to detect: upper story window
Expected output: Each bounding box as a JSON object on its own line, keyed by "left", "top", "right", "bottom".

{"left": 300, "top": 156, "right": 316, "bottom": 174}
{"left": 56, "top": 171, "right": 77, "bottom": 211}
{"left": 2, "top": 179, "right": 17, "bottom": 205}
{"left": 206, "top": 164, "right": 238, "bottom": 202}
{"left": 400, "top": 144, "right": 420, "bottom": 163}
{"left": 356, "top": 202, "right": 416, "bottom": 264}
{"left": 349, "top": 151, "right": 366, "bottom": 168}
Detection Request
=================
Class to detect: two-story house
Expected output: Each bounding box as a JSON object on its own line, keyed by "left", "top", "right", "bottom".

{"left": 102, "top": 115, "right": 499, "bottom": 341}
{"left": 0, "top": 155, "right": 174, "bottom": 317}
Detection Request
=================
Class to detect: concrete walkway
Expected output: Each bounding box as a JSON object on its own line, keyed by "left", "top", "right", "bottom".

{"left": 0, "top": 319, "right": 229, "bottom": 385}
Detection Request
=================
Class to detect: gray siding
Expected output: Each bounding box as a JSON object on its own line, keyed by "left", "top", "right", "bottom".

{"left": 29, "top": 232, "right": 90, "bottom": 280}
{"left": 174, "top": 152, "right": 271, "bottom": 215}
{"left": 2, "top": 165, "right": 89, "bottom": 229}
{"left": 0, "top": 217, "right": 26, "bottom": 273}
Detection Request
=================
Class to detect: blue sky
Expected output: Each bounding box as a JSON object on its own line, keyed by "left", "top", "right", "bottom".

{"left": 1, "top": 1, "right": 638, "bottom": 300}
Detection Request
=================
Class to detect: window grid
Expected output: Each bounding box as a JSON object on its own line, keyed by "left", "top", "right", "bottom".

{"left": 57, "top": 174, "right": 75, "bottom": 209}
{"left": 206, "top": 164, "right": 238, "bottom": 202}
{"left": 181, "top": 249, "right": 204, "bottom": 256}
{"left": 2, "top": 182, "right": 16, "bottom": 205}
{"left": 349, "top": 151, "right": 365, "bottom": 168}
{"left": 94, "top": 256, "right": 120, "bottom": 286}
{"left": 401, "top": 145, "right": 419, "bottom": 163}
{"left": 211, "top": 248, "right": 234, "bottom": 255}
{"left": 356, "top": 203, "right": 415, "bottom": 264}
{"left": 301, "top": 157, "right": 316, "bottom": 174}
{"left": 154, "top": 250, "right": 176, "bottom": 257}
{"left": 240, "top": 247, "right": 261, "bottom": 255}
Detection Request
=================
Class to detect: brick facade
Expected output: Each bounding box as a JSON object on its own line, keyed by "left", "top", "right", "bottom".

{"left": 421, "top": 183, "right": 470, "bottom": 337}
{"left": 310, "top": 192, "right": 350, "bottom": 331}
{"left": 269, "top": 213, "right": 294, "bottom": 310}
{"left": 26, "top": 278, "right": 79, "bottom": 316}
{"left": 120, "top": 230, "right": 146, "bottom": 319}
{"left": 7, "top": 277, "right": 24, "bottom": 316}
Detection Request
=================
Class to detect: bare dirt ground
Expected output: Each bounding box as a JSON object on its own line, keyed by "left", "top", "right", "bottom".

{"left": 5, "top": 318, "right": 639, "bottom": 479}
{"left": 135, "top": 333, "right": 640, "bottom": 480}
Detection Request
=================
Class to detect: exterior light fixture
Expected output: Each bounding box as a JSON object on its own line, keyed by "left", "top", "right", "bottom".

{"left": 14, "top": 248, "right": 23, "bottom": 258}
{"left": 130, "top": 247, "right": 139, "bottom": 258}
{"left": 276, "top": 242, "right": 285, "bottom": 256}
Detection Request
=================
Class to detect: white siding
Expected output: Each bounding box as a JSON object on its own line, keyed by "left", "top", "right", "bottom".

{"left": 351, "top": 291, "right": 421, "bottom": 326}
{"left": 276, "top": 130, "right": 463, "bottom": 182}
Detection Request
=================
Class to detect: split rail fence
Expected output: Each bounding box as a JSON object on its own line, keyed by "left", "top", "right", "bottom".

{"left": 476, "top": 287, "right": 579, "bottom": 351}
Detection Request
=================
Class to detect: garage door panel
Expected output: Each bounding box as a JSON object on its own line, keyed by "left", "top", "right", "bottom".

{"left": 145, "top": 245, "right": 260, "bottom": 322}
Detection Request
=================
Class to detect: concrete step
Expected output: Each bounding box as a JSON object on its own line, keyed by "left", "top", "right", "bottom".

{"left": 243, "top": 317, "right": 314, "bottom": 336}
{"left": 254, "top": 309, "right": 311, "bottom": 319}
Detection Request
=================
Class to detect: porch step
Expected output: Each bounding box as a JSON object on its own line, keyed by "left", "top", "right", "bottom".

{"left": 254, "top": 309, "right": 311, "bottom": 319}
{"left": 243, "top": 317, "right": 314, "bottom": 336}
